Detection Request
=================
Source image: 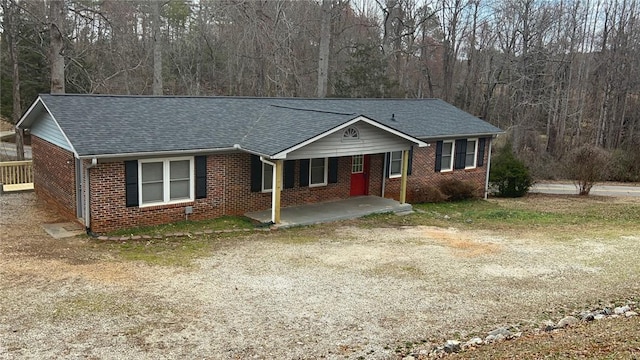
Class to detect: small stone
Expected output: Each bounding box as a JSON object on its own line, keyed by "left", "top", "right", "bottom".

{"left": 463, "top": 337, "right": 483, "bottom": 347}
{"left": 493, "top": 334, "right": 507, "bottom": 342}
{"left": 141, "top": 235, "right": 152, "bottom": 239}
{"left": 443, "top": 340, "right": 461, "bottom": 353}
{"left": 488, "top": 327, "right": 512, "bottom": 337}
{"left": 204, "top": 229, "right": 214, "bottom": 234}
{"left": 97, "top": 236, "right": 109, "bottom": 241}
{"left": 557, "top": 316, "right": 579, "bottom": 328}
{"left": 614, "top": 306, "right": 631, "bottom": 315}
{"left": 581, "top": 312, "right": 595, "bottom": 322}
{"left": 512, "top": 332, "right": 522, "bottom": 338}
{"left": 402, "top": 356, "right": 415, "bottom": 360}
{"left": 625, "top": 311, "right": 638, "bottom": 317}
{"left": 465, "top": 218, "right": 473, "bottom": 223}
{"left": 131, "top": 235, "right": 141, "bottom": 240}
{"left": 443, "top": 215, "right": 451, "bottom": 220}
{"left": 542, "top": 320, "right": 556, "bottom": 332}
{"left": 594, "top": 314, "right": 606, "bottom": 320}
{"left": 602, "top": 308, "right": 613, "bottom": 315}
{"left": 484, "top": 334, "right": 496, "bottom": 342}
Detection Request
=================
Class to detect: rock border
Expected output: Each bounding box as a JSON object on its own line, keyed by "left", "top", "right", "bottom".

{"left": 93, "top": 227, "right": 272, "bottom": 241}
{"left": 401, "top": 301, "right": 637, "bottom": 359}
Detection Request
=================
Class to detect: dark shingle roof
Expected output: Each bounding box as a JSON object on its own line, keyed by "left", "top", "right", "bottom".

{"left": 31, "top": 94, "right": 502, "bottom": 157}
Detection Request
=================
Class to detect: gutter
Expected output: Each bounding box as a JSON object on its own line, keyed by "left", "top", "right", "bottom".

{"left": 417, "top": 132, "right": 503, "bottom": 142}
{"left": 260, "top": 156, "right": 277, "bottom": 224}
{"left": 84, "top": 158, "right": 98, "bottom": 234}
{"left": 77, "top": 145, "right": 270, "bottom": 160}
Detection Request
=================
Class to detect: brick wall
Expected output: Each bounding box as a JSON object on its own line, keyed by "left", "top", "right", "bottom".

{"left": 88, "top": 153, "right": 353, "bottom": 233}
{"left": 87, "top": 141, "right": 491, "bottom": 233}
{"left": 383, "top": 140, "right": 490, "bottom": 201}
{"left": 32, "top": 136, "right": 77, "bottom": 220}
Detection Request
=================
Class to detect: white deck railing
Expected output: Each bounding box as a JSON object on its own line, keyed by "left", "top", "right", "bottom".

{"left": 0, "top": 160, "right": 34, "bottom": 192}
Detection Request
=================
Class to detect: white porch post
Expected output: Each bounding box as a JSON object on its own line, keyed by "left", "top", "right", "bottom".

{"left": 399, "top": 149, "right": 409, "bottom": 204}
{"left": 273, "top": 159, "right": 283, "bottom": 224}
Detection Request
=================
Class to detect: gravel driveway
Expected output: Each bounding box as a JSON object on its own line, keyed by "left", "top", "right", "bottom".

{"left": 1, "top": 193, "right": 639, "bottom": 359}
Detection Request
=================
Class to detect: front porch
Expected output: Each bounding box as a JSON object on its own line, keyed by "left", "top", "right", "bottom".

{"left": 245, "top": 196, "right": 413, "bottom": 228}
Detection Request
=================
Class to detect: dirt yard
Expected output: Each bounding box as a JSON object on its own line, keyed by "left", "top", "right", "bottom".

{"left": 1, "top": 193, "right": 639, "bottom": 359}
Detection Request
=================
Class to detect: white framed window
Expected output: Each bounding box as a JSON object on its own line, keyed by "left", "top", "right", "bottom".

{"left": 309, "top": 158, "right": 327, "bottom": 187}
{"left": 352, "top": 155, "right": 364, "bottom": 173}
{"left": 441, "top": 141, "right": 454, "bottom": 172}
{"left": 465, "top": 139, "right": 478, "bottom": 169}
{"left": 139, "top": 157, "right": 194, "bottom": 206}
{"left": 262, "top": 162, "right": 274, "bottom": 192}
{"left": 389, "top": 151, "right": 403, "bottom": 178}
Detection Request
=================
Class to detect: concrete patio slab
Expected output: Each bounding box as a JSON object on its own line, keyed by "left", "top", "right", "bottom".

{"left": 41, "top": 222, "right": 85, "bottom": 239}
{"left": 245, "top": 196, "right": 413, "bottom": 228}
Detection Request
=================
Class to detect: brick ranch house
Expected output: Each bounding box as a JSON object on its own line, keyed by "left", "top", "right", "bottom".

{"left": 18, "top": 94, "right": 502, "bottom": 233}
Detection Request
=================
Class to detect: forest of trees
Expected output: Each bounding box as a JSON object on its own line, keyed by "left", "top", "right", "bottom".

{"left": 1, "top": 0, "right": 639, "bottom": 179}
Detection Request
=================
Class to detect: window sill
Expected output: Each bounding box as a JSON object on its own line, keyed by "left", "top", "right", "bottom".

{"left": 139, "top": 199, "right": 194, "bottom": 210}
{"left": 389, "top": 174, "right": 402, "bottom": 179}
{"left": 309, "top": 183, "right": 327, "bottom": 188}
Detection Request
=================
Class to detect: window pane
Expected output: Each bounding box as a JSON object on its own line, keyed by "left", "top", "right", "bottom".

{"left": 142, "top": 183, "right": 163, "bottom": 203}
{"left": 441, "top": 143, "right": 453, "bottom": 170}
{"left": 263, "top": 163, "right": 273, "bottom": 190}
{"left": 142, "top": 162, "right": 163, "bottom": 182}
{"left": 310, "top": 158, "right": 325, "bottom": 185}
{"left": 170, "top": 180, "right": 190, "bottom": 200}
{"left": 170, "top": 160, "right": 190, "bottom": 180}
{"left": 311, "top": 158, "right": 325, "bottom": 168}
{"left": 390, "top": 151, "right": 402, "bottom": 175}
{"left": 352, "top": 155, "right": 363, "bottom": 173}
{"left": 465, "top": 140, "right": 476, "bottom": 167}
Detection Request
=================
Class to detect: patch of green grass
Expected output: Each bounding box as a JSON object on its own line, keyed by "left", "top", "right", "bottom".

{"left": 108, "top": 216, "right": 255, "bottom": 236}
{"left": 356, "top": 196, "right": 640, "bottom": 239}
{"left": 52, "top": 292, "right": 140, "bottom": 320}
{"left": 94, "top": 231, "right": 248, "bottom": 267}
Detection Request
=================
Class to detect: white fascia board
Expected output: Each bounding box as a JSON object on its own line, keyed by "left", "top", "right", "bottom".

{"left": 271, "top": 115, "right": 428, "bottom": 160}
{"left": 16, "top": 96, "right": 44, "bottom": 128}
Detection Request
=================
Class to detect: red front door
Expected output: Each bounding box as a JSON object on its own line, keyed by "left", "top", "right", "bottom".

{"left": 350, "top": 155, "right": 369, "bottom": 196}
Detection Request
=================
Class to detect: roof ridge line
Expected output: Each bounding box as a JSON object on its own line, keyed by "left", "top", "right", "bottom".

{"left": 269, "top": 104, "right": 356, "bottom": 116}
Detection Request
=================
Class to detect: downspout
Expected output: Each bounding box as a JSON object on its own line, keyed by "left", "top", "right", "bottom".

{"left": 381, "top": 152, "right": 388, "bottom": 198}
{"left": 484, "top": 138, "right": 493, "bottom": 200}
{"left": 84, "top": 158, "right": 97, "bottom": 234}
{"left": 260, "top": 156, "right": 277, "bottom": 224}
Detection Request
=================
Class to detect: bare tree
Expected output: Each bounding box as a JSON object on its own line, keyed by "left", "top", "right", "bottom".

{"left": 317, "top": 0, "right": 331, "bottom": 97}
{"left": 152, "top": 0, "right": 163, "bottom": 95}
{"left": 49, "top": 0, "right": 65, "bottom": 93}
{"left": 2, "top": 0, "right": 24, "bottom": 159}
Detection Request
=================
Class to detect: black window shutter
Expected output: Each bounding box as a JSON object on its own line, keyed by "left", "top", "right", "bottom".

{"left": 195, "top": 156, "right": 207, "bottom": 199}
{"left": 299, "top": 159, "right": 310, "bottom": 186}
{"left": 435, "top": 141, "right": 443, "bottom": 172}
{"left": 407, "top": 147, "right": 414, "bottom": 175}
{"left": 124, "top": 160, "right": 139, "bottom": 207}
{"left": 284, "top": 160, "right": 295, "bottom": 189}
{"left": 477, "top": 138, "right": 486, "bottom": 167}
{"left": 328, "top": 157, "right": 339, "bottom": 183}
{"left": 454, "top": 139, "right": 467, "bottom": 170}
{"left": 250, "top": 155, "right": 262, "bottom": 192}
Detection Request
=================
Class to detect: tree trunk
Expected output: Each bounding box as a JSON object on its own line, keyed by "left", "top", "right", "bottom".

{"left": 152, "top": 0, "right": 163, "bottom": 95}
{"left": 2, "top": 0, "right": 25, "bottom": 159}
{"left": 49, "top": 0, "right": 65, "bottom": 94}
{"left": 316, "top": 0, "right": 331, "bottom": 98}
